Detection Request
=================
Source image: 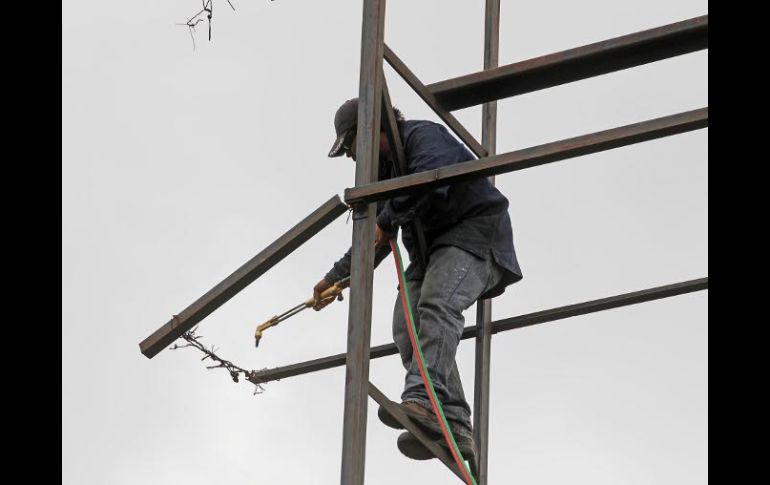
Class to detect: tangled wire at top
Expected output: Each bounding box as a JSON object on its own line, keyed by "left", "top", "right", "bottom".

{"left": 177, "top": 1, "right": 277, "bottom": 51}
{"left": 169, "top": 327, "right": 268, "bottom": 395}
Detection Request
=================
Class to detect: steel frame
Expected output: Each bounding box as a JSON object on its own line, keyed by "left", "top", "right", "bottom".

{"left": 140, "top": 7, "right": 708, "bottom": 484}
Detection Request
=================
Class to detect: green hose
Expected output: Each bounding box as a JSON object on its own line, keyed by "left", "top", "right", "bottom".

{"left": 389, "top": 239, "right": 477, "bottom": 485}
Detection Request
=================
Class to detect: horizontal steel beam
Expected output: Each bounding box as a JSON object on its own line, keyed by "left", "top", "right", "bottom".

{"left": 248, "top": 340, "right": 399, "bottom": 384}
{"left": 345, "top": 107, "right": 708, "bottom": 206}
{"left": 248, "top": 277, "right": 708, "bottom": 384}
{"left": 490, "top": 277, "right": 709, "bottom": 334}
{"left": 139, "top": 195, "right": 349, "bottom": 359}
{"left": 428, "top": 15, "right": 708, "bottom": 111}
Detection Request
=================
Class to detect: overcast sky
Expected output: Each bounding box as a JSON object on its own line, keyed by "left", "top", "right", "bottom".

{"left": 63, "top": 1, "right": 708, "bottom": 484}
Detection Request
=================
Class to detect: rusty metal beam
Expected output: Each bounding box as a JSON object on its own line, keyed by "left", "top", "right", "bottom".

{"left": 249, "top": 277, "right": 708, "bottom": 385}
{"left": 491, "top": 277, "right": 708, "bottom": 334}
{"left": 383, "top": 44, "right": 487, "bottom": 159}
{"left": 139, "top": 195, "right": 348, "bottom": 359}
{"left": 473, "top": 2, "right": 500, "bottom": 482}
{"left": 345, "top": 107, "right": 708, "bottom": 206}
{"left": 369, "top": 383, "right": 468, "bottom": 481}
{"left": 428, "top": 15, "right": 708, "bottom": 111}
{"left": 381, "top": 75, "right": 430, "bottom": 270}
{"left": 340, "top": 0, "right": 386, "bottom": 482}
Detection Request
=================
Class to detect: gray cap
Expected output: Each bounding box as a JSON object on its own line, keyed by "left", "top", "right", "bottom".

{"left": 328, "top": 98, "right": 359, "bottom": 157}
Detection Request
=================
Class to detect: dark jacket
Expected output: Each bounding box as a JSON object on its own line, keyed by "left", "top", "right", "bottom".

{"left": 325, "top": 119, "right": 522, "bottom": 298}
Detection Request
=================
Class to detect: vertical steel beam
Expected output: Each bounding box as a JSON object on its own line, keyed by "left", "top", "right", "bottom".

{"left": 474, "top": 1, "right": 500, "bottom": 483}
{"left": 340, "top": 0, "right": 386, "bottom": 483}
{"left": 381, "top": 75, "right": 430, "bottom": 270}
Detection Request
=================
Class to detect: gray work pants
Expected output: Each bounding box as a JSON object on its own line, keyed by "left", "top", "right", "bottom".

{"left": 392, "top": 245, "right": 503, "bottom": 431}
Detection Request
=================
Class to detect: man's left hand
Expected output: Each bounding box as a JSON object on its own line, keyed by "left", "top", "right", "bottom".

{"left": 375, "top": 224, "right": 393, "bottom": 247}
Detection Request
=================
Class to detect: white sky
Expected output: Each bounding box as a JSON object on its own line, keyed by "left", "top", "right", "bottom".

{"left": 62, "top": 1, "right": 708, "bottom": 484}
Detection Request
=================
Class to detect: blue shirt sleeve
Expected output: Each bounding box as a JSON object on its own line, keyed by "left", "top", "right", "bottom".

{"left": 324, "top": 243, "right": 393, "bottom": 283}
{"left": 376, "top": 122, "right": 468, "bottom": 233}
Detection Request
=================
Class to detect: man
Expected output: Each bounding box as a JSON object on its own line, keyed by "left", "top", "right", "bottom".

{"left": 313, "top": 98, "right": 523, "bottom": 463}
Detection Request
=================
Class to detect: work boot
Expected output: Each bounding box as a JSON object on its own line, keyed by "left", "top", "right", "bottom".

{"left": 377, "top": 404, "right": 404, "bottom": 430}
{"left": 396, "top": 424, "right": 478, "bottom": 465}
{"left": 378, "top": 401, "right": 442, "bottom": 434}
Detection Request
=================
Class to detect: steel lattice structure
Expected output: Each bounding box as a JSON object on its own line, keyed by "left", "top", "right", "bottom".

{"left": 140, "top": 4, "right": 708, "bottom": 483}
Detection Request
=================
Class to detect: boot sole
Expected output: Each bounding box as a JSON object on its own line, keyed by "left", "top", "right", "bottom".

{"left": 377, "top": 405, "right": 405, "bottom": 430}
{"left": 397, "top": 431, "right": 477, "bottom": 464}
{"left": 378, "top": 404, "right": 442, "bottom": 434}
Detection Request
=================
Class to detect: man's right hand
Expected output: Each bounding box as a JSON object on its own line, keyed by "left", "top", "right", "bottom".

{"left": 313, "top": 278, "right": 335, "bottom": 311}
